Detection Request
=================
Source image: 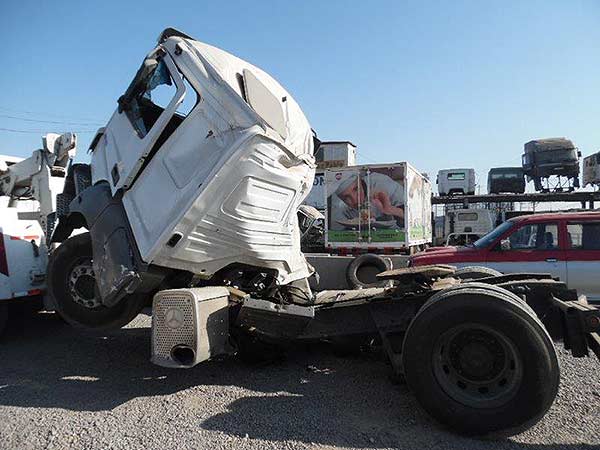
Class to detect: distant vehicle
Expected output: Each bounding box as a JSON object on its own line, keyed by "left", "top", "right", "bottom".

{"left": 410, "top": 211, "right": 600, "bottom": 302}
{"left": 583, "top": 151, "right": 600, "bottom": 187}
{"left": 436, "top": 168, "right": 476, "bottom": 196}
{"left": 522, "top": 138, "right": 581, "bottom": 192}
{"left": 487, "top": 167, "right": 525, "bottom": 194}
{"left": 443, "top": 208, "right": 496, "bottom": 246}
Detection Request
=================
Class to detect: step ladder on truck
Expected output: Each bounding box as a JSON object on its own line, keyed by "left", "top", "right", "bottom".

{"left": 46, "top": 28, "right": 600, "bottom": 438}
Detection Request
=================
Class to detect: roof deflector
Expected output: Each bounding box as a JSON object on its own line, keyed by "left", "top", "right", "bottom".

{"left": 158, "top": 28, "right": 194, "bottom": 43}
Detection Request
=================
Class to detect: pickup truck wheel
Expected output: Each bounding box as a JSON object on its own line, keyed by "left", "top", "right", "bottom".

{"left": 48, "top": 233, "right": 146, "bottom": 330}
{"left": 0, "top": 303, "right": 8, "bottom": 337}
{"left": 453, "top": 266, "right": 501, "bottom": 280}
{"left": 402, "top": 285, "right": 559, "bottom": 437}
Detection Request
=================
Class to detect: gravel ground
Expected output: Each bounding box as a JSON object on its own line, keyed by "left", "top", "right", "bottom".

{"left": 0, "top": 309, "right": 599, "bottom": 450}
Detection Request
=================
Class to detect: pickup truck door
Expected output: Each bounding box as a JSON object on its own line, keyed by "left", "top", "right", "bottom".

{"left": 565, "top": 221, "right": 600, "bottom": 302}
{"left": 98, "top": 51, "right": 186, "bottom": 193}
{"left": 485, "top": 221, "right": 567, "bottom": 282}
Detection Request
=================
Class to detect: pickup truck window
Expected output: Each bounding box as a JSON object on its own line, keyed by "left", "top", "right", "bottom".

{"left": 508, "top": 223, "right": 558, "bottom": 250}
{"left": 567, "top": 223, "right": 600, "bottom": 250}
{"left": 473, "top": 221, "right": 513, "bottom": 248}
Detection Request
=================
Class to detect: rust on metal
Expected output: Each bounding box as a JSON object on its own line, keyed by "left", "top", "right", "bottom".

{"left": 376, "top": 264, "right": 456, "bottom": 281}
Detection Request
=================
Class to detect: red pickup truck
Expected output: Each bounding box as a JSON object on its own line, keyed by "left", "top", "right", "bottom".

{"left": 411, "top": 211, "right": 600, "bottom": 302}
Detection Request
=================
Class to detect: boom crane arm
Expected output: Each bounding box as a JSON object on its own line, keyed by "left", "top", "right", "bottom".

{"left": 0, "top": 132, "right": 77, "bottom": 236}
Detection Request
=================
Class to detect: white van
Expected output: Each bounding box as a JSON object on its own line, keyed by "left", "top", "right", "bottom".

{"left": 436, "top": 168, "right": 476, "bottom": 196}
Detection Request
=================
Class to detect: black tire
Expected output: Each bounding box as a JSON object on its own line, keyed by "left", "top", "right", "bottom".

{"left": 0, "top": 303, "right": 8, "bottom": 337}
{"left": 454, "top": 266, "right": 501, "bottom": 280}
{"left": 346, "top": 254, "right": 391, "bottom": 289}
{"left": 402, "top": 284, "right": 559, "bottom": 437}
{"left": 47, "top": 232, "right": 147, "bottom": 330}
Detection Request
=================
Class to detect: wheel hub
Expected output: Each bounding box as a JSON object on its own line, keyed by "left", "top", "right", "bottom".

{"left": 433, "top": 324, "right": 522, "bottom": 408}
{"left": 451, "top": 330, "right": 504, "bottom": 381}
{"left": 69, "top": 262, "right": 100, "bottom": 309}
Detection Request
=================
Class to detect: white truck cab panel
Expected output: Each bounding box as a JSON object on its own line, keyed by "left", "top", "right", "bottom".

{"left": 0, "top": 209, "right": 46, "bottom": 300}
{"left": 89, "top": 32, "right": 315, "bottom": 288}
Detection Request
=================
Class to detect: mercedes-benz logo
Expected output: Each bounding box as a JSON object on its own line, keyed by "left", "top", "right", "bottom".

{"left": 165, "top": 307, "right": 185, "bottom": 329}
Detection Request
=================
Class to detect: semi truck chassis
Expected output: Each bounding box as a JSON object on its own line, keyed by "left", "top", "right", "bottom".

{"left": 152, "top": 265, "right": 600, "bottom": 438}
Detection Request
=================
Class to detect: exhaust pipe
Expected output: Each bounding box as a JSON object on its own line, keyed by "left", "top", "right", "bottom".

{"left": 170, "top": 345, "right": 196, "bottom": 367}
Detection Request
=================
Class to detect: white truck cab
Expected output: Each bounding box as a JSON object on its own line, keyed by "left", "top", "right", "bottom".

{"left": 49, "top": 28, "right": 316, "bottom": 328}
{"left": 443, "top": 208, "right": 496, "bottom": 246}
{"left": 436, "top": 168, "right": 476, "bottom": 196}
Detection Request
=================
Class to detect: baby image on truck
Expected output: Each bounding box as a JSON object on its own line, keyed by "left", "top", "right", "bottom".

{"left": 326, "top": 165, "right": 406, "bottom": 237}
{"left": 329, "top": 170, "right": 405, "bottom": 231}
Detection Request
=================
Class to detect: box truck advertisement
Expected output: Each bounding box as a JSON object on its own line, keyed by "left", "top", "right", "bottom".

{"left": 406, "top": 165, "right": 432, "bottom": 242}
{"left": 324, "top": 163, "right": 431, "bottom": 249}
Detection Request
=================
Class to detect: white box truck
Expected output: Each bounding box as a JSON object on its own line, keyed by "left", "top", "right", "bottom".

{"left": 324, "top": 163, "right": 431, "bottom": 251}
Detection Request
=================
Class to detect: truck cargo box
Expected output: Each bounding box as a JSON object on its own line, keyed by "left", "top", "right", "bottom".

{"left": 324, "top": 163, "right": 431, "bottom": 250}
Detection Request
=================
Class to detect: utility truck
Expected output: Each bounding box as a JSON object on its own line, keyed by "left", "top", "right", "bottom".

{"left": 0, "top": 133, "right": 77, "bottom": 334}
{"left": 47, "top": 28, "right": 600, "bottom": 438}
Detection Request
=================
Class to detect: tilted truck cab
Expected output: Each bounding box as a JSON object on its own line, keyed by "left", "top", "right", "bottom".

{"left": 50, "top": 28, "right": 316, "bottom": 328}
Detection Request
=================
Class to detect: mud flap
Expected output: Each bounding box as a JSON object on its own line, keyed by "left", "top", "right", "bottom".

{"left": 66, "top": 182, "right": 144, "bottom": 307}
{"left": 94, "top": 225, "right": 142, "bottom": 307}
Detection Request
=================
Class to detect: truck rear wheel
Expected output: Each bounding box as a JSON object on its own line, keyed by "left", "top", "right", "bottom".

{"left": 47, "top": 233, "right": 146, "bottom": 330}
{"left": 402, "top": 284, "right": 559, "bottom": 437}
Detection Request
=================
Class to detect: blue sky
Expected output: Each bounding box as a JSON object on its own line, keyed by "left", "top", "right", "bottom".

{"left": 1, "top": 1, "right": 599, "bottom": 191}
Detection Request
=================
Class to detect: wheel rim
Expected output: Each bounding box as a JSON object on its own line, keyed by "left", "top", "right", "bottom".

{"left": 68, "top": 259, "right": 101, "bottom": 309}
{"left": 432, "top": 323, "right": 523, "bottom": 409}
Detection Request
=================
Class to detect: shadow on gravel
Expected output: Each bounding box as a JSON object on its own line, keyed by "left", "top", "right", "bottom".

{"left": 0, "top": 311, "right": 596, "bottom": 449}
